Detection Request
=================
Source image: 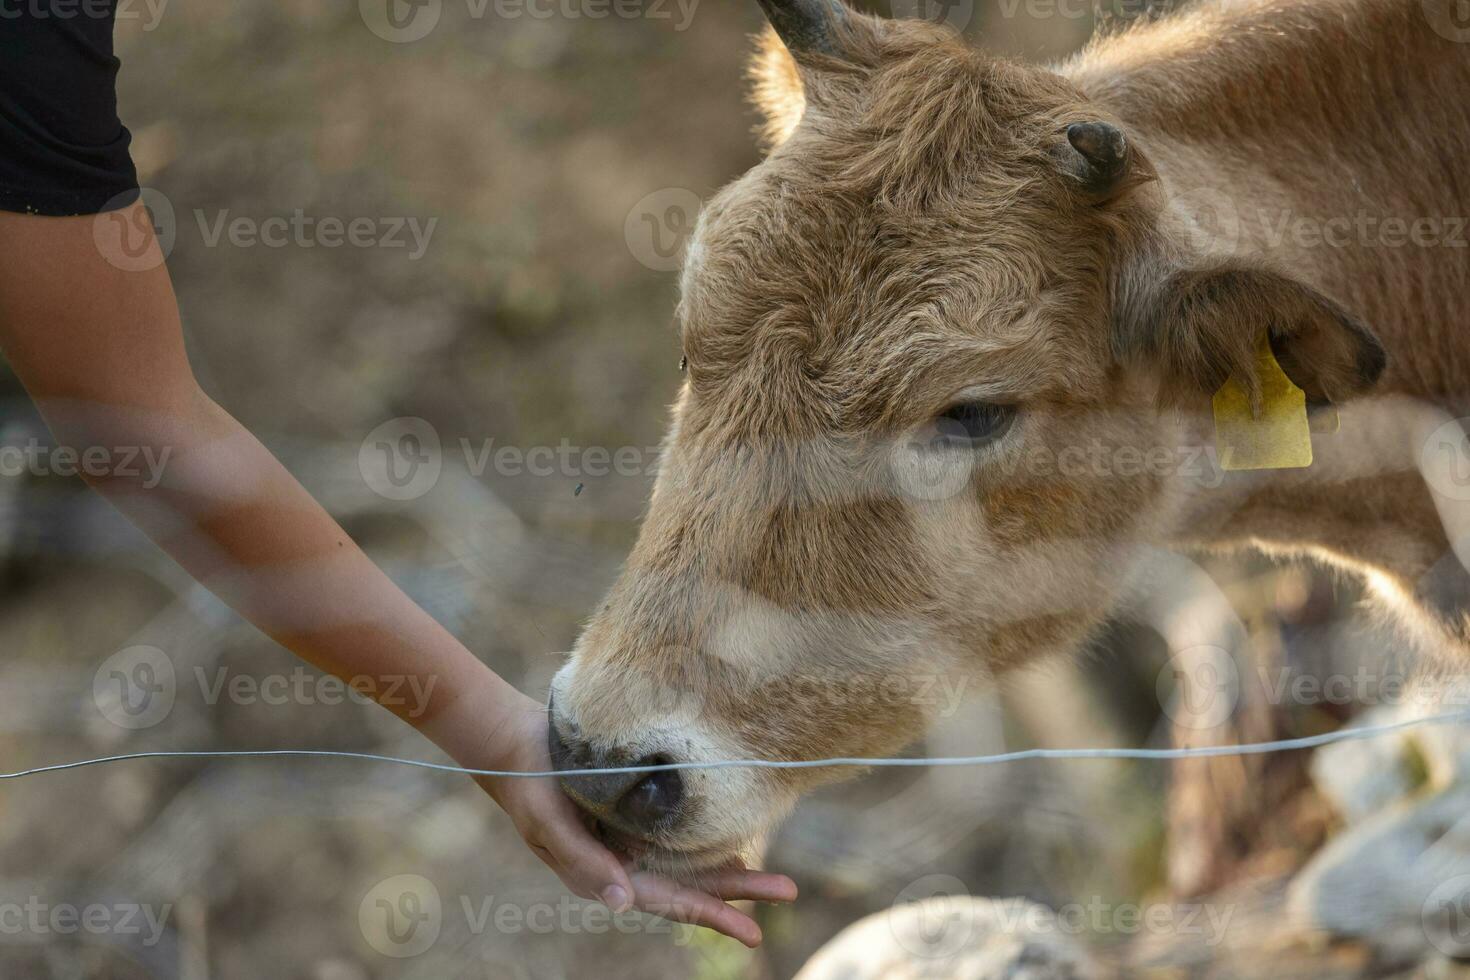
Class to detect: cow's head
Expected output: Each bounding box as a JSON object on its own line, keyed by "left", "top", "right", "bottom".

{"left": 548, "top": 0, "right": 1385, "bottom": 875}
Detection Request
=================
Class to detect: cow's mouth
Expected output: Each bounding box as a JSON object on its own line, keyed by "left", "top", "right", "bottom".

{"left": 593, "top": 819, "right": 743, "bottom": 878}
{"left": 593, "top": 819, "right": 651, "bottom": 860}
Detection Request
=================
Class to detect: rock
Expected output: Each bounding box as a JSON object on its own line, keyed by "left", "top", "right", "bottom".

{"left": 1280, "top": 676, "right": 1470, "bottom": 966}
{"left": 794, "top": 896, "right": 1102, "bottom": 980}
{"left": 1402, "top": 690, "right": 1470, "bottom": 788}
{"left": 1309, "top": 703, "right": 1422, "bottom": 824}
{"left": 1286, "top": 784, "right": 1470, "bottom": 962}
{"left": 1310, "top": 678, "right": 1470, "bottom": 826}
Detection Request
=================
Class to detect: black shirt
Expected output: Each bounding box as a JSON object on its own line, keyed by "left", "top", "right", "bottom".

{"left": 0, "top": 0, "right": 140, "bottom": 216}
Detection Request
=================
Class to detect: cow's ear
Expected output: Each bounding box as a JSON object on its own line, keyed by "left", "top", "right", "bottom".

{"left": 1122, "top": 265, "right": 1387, "bottom": 408}
{"left": 749, "top": 26, "right": 807, "bottom": 150}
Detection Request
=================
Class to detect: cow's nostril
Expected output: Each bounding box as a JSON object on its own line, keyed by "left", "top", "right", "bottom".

{"left": 547, "top": 714, "right": 685, "bottom": 832}
{"left": 617, "top": 757, "right": 682, "bottom": 832}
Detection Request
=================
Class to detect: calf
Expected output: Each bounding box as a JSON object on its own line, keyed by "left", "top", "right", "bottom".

{"left": 548, "top": 0, "right": 1470, "bottom": 877}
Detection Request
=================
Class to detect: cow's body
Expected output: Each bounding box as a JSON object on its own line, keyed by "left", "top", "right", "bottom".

{"left": 548, "top": 0, "right": 1470, "bottom": 877}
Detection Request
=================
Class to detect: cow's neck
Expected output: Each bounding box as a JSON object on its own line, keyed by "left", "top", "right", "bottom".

{"left": 1070, "top": 0, "right": 1470, "bottom": 403}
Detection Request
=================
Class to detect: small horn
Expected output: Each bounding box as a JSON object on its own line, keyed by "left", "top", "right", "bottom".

{"left": 756, "top": 0, "right": 847, "bottom": 56}
{"left": 1062, "top": 121, "right": 1130, "bottom": 195}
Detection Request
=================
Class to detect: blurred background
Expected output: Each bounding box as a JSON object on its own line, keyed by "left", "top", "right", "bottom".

{"left": 0, "top": 1, "right": 1464, "bottom": 978}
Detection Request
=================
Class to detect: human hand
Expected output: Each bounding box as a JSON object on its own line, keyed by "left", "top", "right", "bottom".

{"left": 460, "top": 689, "right": 797, "bottom": 947}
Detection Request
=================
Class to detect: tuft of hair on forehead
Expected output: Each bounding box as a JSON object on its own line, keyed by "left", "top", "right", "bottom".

{"left": 853, "top": 64, "right": 1085, "bottom": 211}
{"left": 749, "top": 13, "right": 1095, "bottom": 212}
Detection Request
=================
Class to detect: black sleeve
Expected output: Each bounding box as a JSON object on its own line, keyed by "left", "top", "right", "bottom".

{"left": 0, "top": 0, "right": 140, "bottom": 216}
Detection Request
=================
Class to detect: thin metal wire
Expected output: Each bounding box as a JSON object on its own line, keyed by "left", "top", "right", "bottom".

{"left": 4, "top": 707, "right": 1466, "bottom": 781}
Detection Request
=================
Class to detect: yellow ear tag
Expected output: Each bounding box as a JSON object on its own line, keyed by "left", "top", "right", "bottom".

{"left": 1212, "top": 333, "right": 1313, "bottom": 471}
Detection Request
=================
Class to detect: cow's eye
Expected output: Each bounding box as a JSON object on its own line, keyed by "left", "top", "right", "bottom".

{"left": 926, "top": 401, "right": 1016, "bottom": 450}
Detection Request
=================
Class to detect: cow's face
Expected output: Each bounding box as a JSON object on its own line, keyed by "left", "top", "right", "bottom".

{"left": 549, "top": 3, "right": 1384, "bottom": 876}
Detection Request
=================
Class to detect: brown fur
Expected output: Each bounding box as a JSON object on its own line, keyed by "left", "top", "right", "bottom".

{"left": 549, "top": 0, "right": 1470, "bottom": 874}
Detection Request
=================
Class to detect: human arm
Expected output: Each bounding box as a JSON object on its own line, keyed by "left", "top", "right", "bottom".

{"left": 0, "top": 204, "right": 794, "bottom": 946}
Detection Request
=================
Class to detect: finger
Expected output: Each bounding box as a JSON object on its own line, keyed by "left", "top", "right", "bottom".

{"left": 628, "top": 870, "right": 764, "bottom": 948}
{"left": 691, "top": 868, "right": 798, "bottom": 904}
{"left": 525, "top": 841, "right": 595, "bottom": 900}
{"left": 532, "top": 795, "right": 635, "bottom": 911}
